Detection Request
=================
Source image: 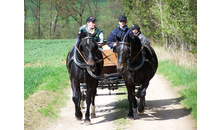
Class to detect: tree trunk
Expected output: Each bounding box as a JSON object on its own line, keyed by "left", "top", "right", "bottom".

{"left": 24, "top": 0, "right": 27, "bottom": 39}
{"left": 49, "top": 0, "right": 52, "bottom": 39}
{"left": 156, "top": 0, "right": 164, "bottom": 47}
{"left": 52, "top": 10, "right": 59, "bottom": 34}
{"left": 37, "top": 0, "right": 40, "bottom": 39}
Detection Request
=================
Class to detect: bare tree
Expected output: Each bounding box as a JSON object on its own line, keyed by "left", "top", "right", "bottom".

{"left": 87, "top": 0, "right": 101, "bottom": 19}
{"left": 24, "top": 0, "right": 27, "bottom": 39}
{"left": 37, "top": 0, "right": 40, "bottom": 38}
{"left": 51, "top": 1, "right": 63, "bottom": 34}
{"left": 60, "top": 0, "right": 87, "bottom": 27}
{"left": 29, "top": 0, "right": 42, "bottom": 38}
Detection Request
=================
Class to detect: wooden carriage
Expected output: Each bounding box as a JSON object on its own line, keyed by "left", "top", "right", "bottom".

{"left": 101, "top": 49, "right": 118, "bottom": 74}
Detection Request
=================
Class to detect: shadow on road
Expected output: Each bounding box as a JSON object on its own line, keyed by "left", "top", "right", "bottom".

{"left": 89, "top": 97, "right": 191, "bottom": 125}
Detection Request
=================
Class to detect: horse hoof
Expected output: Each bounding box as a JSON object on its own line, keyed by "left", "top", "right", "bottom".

{"left": 137, "top": 106, "right": 145, "bottom": 114}
{"left": 91, "top": 113, "right": 96, "bottom": 118}
{"left": 84, "top": 120, "right": 91, "bottom": 126}
{"left": 75, "top": 112, "right": 83, "bottom": 121}
{"left": 75, "top": 116, "right": 82, "bottom": 121}
{"left": 126, "top": 116, "right": 134, "bottom": 121}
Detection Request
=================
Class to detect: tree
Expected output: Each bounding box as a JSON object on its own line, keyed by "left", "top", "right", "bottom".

{"left": 28, "top": 0, "right": 42, "bottom": 38}
{"left": 123, "top": 0, "right": 197, "bottom": 53}
{"left": 24, "top": 0, "right": 27, "bottom": 39}
{"left": 60, "top": 0, "right": 88, "bottom": 27}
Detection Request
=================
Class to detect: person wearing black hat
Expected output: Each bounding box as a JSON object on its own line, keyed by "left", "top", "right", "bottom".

{"left": 107, "top": 15, "right": 133, "bottom": 48}
{"left": 69, "top": 17, "right": 103, "bottom": 53}
{"left": 130, "top": 24, "right": 150, "bottom": 46}
{"left": 79, "top": 16, "right": 104, "bottom": 44}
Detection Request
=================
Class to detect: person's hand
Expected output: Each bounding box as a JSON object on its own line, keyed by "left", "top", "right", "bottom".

{"left": 113, "top": 43, "right": 117, "bottom": 47}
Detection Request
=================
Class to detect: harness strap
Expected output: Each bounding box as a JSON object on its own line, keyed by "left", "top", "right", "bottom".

{"left": 128, "top": 45, "right": 145, "bottom": 66}
{"left": 74, "top": 44, "right": 88, "bottom": 64}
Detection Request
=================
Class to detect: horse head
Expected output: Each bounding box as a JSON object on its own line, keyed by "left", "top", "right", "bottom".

{"left": 115, "top": 35, "right": 131, "bottom": 73}
{"left": 79, "top": 29, "right": 99, "bottom": 71}
{"left": 115, "top": 34, "right": 142, "bottom": 74}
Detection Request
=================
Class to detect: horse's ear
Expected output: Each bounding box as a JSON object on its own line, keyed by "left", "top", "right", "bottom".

{"left": 126, "top": 34, "right": 131, "bottom": 41}
{"left": 80, "top": 30, "right": 86, "bottom": 38}
{"left": 91, "top": 29, "right": 99, "bottom": 37}
{"left": 116, "top": 36, "right": 120, "bottom": 41}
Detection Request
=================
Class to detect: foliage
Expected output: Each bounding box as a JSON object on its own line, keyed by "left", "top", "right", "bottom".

{"left": 122, "top": 0, "right": 197, "bottom": 53}
{"left": 24, "top": 0, "right": 124, "bottom": 40}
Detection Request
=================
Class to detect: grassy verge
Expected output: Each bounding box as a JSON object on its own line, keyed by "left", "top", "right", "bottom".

{"left": 24, "top": 39, "right": 75, "bottom": 99}
{"left": 24, "top": 65, "right": 69, "bottom": 99}
{"left": 153, "top": 45, "right": 197, "bottom": 120}
{"left": 24, "top": 39, "right": 74, "bottom": 129}
{"left": 157, "top": 60, "right": 197, "bottom": 119}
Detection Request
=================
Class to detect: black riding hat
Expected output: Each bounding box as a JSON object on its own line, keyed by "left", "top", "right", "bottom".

{"left": 130, "top": 24, "right": 140, "bottom": 31}
{"left": 118, "top": 15, "right": 127, "bottom": 21}
{"left": 86, "top": 17, "right": 96, "bottom": 23}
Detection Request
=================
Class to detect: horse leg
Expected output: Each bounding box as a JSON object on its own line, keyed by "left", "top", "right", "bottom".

{"left": 126, "top": 85, "right": 135, "bottom": 120}
{"left": 90, "top": 80, "right": 98, "bottom": 118}
{"left": 71, "top": 79, "right": 83, "bottom": 120}
{"left": 84, "top": 84, "right": 92, "bottom": 125}
{"left": 137, "top": 80, "right": 149, "bottom": 114}
{"left": 133, "top": 94, "right": 138, "bottom": 114}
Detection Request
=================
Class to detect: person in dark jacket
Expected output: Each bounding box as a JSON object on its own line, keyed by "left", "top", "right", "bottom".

{"left": 107, "top": 15, "right": 133, "bottom": 48}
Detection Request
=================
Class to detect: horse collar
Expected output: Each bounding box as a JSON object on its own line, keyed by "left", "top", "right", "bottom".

{"left": 128, "top": 50, "right": 145, "bottom": 71}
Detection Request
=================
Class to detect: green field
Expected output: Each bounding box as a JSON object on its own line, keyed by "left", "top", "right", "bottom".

{"left": 24, "top": 39, "right": 75, "bottom": 99}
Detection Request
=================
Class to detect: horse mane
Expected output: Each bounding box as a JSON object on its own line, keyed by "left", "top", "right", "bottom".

{"left": 129, "top": 34, "right": 142, "bottom": 48}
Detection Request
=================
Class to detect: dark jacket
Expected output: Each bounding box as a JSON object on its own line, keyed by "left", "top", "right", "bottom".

{"left": 107, "top": 25, "right": 133, "bottom": 48}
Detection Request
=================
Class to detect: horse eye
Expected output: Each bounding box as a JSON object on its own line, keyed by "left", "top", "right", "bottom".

{"left": 79, "top": 45, "right": 84, "bottom": 51}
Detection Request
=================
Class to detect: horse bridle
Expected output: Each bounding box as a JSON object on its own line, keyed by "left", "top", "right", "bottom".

{"left": 75, "top": 36, "right": 97, "bottom": 64}
{"left": 116, "top": 38, "right": 145, "bottom": 67}
{"left": 116, "top": 40, "right": 132, "bottom": 64}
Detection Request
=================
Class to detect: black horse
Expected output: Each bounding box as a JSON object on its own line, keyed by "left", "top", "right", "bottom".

{"left": 115, "top": 34, "right": 158, "bottom": 120}
{"left": 66, "top": 30, "right": 103, "bottom": 125}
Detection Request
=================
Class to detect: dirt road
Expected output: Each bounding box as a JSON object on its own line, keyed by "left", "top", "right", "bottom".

{"left": 42, "top": 74, "right": 196, "bottom": 130}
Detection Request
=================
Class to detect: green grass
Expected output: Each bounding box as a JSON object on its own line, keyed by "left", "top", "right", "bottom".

{"left": 24, "top": 39, "right": 76, "bottom": 123}
{"left": 24, "top": 39, "right": 75, "bottom": 64}
{"left": 24, "top": 65, "right": 69, "bottom": 99}
{"left": 157, "top": 60, "right": 197, "bottom": 120}
{"left": 24, "top": 39, "right": 75, "bottom": 99}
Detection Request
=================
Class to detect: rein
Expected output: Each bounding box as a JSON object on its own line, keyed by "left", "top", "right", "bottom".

{"left": 117, "top": 41, "right": 144, "bottom": 66}
{"left": 74, "top": 37, "right": 95, "bottom": 64}
{"left": 117, "top": 40, "right": 146, "bottom": 75}
{"left": 128, "top": 45, "right": 145, "bottom": 66}
{"left": 75, "top": 44, "right": 88, "bottom": 64}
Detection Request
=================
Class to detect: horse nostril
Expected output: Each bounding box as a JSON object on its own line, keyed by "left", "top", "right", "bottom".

{"left": 87, "top": 59, "right": 94, "bottom": 65}
{"left": 117, "top": 63, "right": 123, "bottom": 69}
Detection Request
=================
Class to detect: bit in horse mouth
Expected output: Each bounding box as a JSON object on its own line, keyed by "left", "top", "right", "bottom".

{"left": 89, "top": 65, "right": 96, "bottom": 72}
